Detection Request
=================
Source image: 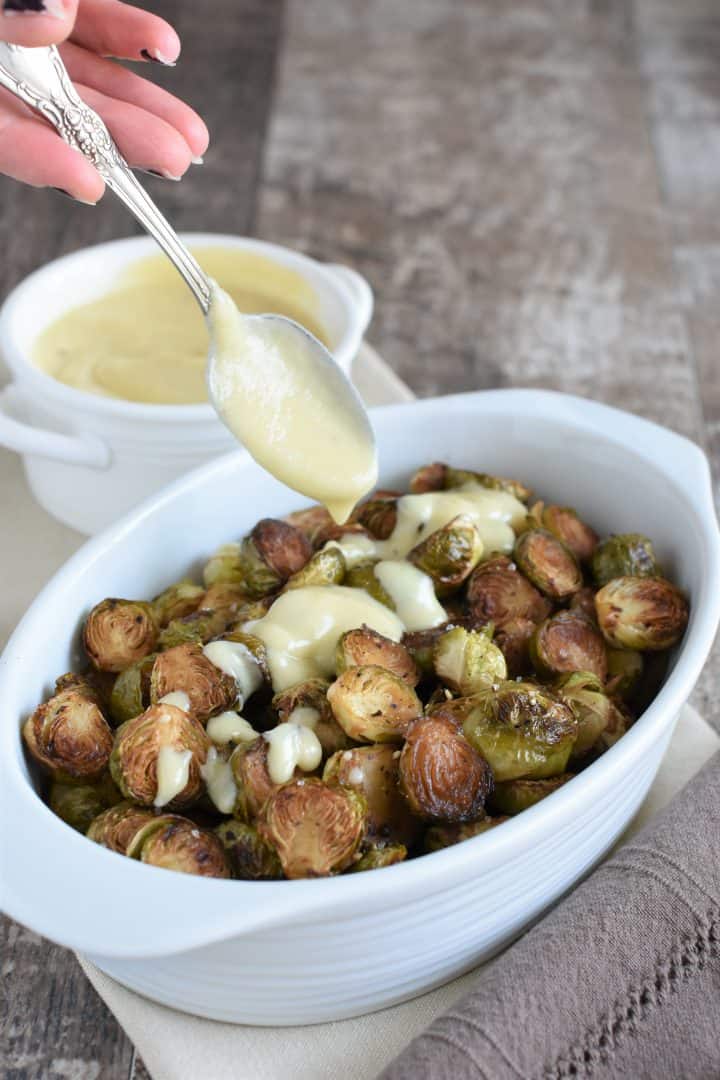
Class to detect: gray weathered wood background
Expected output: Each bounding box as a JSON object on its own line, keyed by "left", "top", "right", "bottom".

{"left": 2, "top": 0, "right": 720, "bottom": 1075}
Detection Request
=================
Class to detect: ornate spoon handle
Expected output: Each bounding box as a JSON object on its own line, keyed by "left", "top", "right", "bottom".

{"left": 0, "top": 43, "right": 211, "bottom": 313}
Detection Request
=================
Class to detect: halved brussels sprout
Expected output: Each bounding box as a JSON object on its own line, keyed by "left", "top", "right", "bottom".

{"left": 324, "top": 744, "right": 421, "bottom": 848}
{"left": 459, "top": 682, "right": 578, "bottom": 781}
{"left": 408, "top": 516, "right": 483, "bottom": 596}
{"left": 259, "top": 778, "right": 366, "bottom": 878}
{"left": 230, "top": 736, "right": 279, "bottom": 821}
{"left": 86, "top": 801, "right": 171, "bottom": 855}
{"left": 152, "top": 582, "right": 205, "bottom": 627}
{"left": 433, "top": 626, "right": 507, "bottom": 695}
{"left": 158, "top": 608, "right": 230, "bottom": 651}
{"left": 541, "top": 506, "right": 598, "bottom": 563}
{"left": 605, "top": 647, "right": 644, "bottom": 700}
{"left": 591, "top": 533, "right": 658, "bottom": 587}
{"left": 238, "top": 518, "right": 314, "bottom": 597}
{"left": 83, "top": 599, "right": 159, "bottom": 673}
{"left": 488, "top": 774, "right": 572, "bottom": 815}
{"left": 336, "top": 627, "right": 419, "bottom": 686}
{"left": 272, "top": 678, "right": 352, "bottom": 756}
{"left": 467, "top": 556, "right": 551, "bottom": 629}
{"left": 49, "top": 774, "right": 120, "bottom": 833}
{"left": 283, "top": 546, "right": 346, "bottom": 591}
{"left": 349, "top": 844, "right": 407, "bottom": 872}
{"left": 203, "top": 542, "right": 245, "bottom": 587}
{"left": 513, "top": 529, "right": 583, "bottom": 599}
{"left": 554, "top": 671, "right": 627, "bottom": 757}
{"left": 139, "top": 819, "right": 231, "bottom": 878}
{"left": 23, "top": 687, "right": 114, "bottom": 781}
{"left": 353, "top": 497, "right": 398, "bottom": 539}
{"left": 201, "top": 583, "right": 252, "bottom": 617}
{"left": 109, "top": 653, "right": 156, "bottom": 726}
{"left": 283, "top": 504, "right": 336, "bottom": 547}
{"left": 327, "top": 665, "right": 422, "bottom": 742}
{"left": 399, "top": 713, "right": 493, "bottom": 822}
{"left": 110, "top": 703, "right": 210, "bottom": 809}
{"left": 595, "top": 576, "right": 689, "bottom": 650}
{"left": 494, "top": 617, "right": 537, "bottom": 679}
{"left": 570, "top": 587, "right": 599, "bottom": 622}
{"left": 214, "top": 820, "right": 283, "bottom": 880}
{"left": 150, "top": 643, "right": 238, "bottom": 723}
{"left": 424, "top": 816, "right": 508, "bottom": 852}
{"left": 529, "top": 610, "right": 608, "bottom": 682}
{"left": 408, "top": 463, "right": 531, "bottom": 502}
{"left": 344, "top": 561, "right": 394, "bottom": 609}
{"left": 401, "top": 621, "right": 461, "bottom": 676}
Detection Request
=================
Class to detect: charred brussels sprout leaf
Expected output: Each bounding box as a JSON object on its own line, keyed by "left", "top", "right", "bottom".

{"left": 110, "top": 704, "right": 210, "bottom": 809}
{"left": 467, "top": 556, "right": 551, "bottom": 629}
{"left": 272, "top": 677, "right": 351, "bottom": 756}
{"left": 83, "top": 599, "right": 159, "bottom": 673}
{"left": 215, "top": 820, "right": 283, "bottom": 879}
{"left": 283, "top": 546, "right": 346, "bottom": 591}
{"left": 109, "top": 653, "right": 156, "bottom": 726}
{"left": 554, "top": 671, "right": 628, "bottom": 757}
{"left": 433, "top": 626, "right": 507, "bottom": 695}
{"left": 344, "top": 561, "right": 395, "bottom": 609}
{"left": 353, "top": 497, "right": 398, "bottom": 539}
{"left": 152, "top": 582, "right": 205, "bottom": 627}
{"left": 424, "top": 816, "right": 508, "bottom": 852}
{"left": 150, "top": 643, "right": 238, "bottom": 723}
{"left": 239, "top": 518, "right": 314, "bottom": 597}
{"left": 591, "top": 533, "right": 658, "bottom": 587}
{"left": 408, "top": 516, "right": 483, "bottom": 596}
{"left": 158, "top": 608, "right": 229, "bottom": 651}
{"left": 259, "top": 778, "right": 366, "bottom": 879}
{"left": 327, "top": 665, "right": 422, "bottom": 742}
{"left": 399, "top": 713, "right": 493, "bottom": 822}
{"left": 324, "top": 744, "right": 421, "bottom": 848}
{"left": 349, "top": 844, "right": 407, "bottom": 872}
{"left": 139, "top": 819, "right": 231, "bottom": 878}
{"left": 595, "top": 576, "right": 689, "bottom": 650}
{"left": 530, "top": 610, "right": 608, "bottom": 682}
{"left": 489, "top": 774, "right": 572, "bottom": 815}
{"left": 23, "top": 687, "right": 114, "bottom": 781}
{"left": 336, "top": 626, "right": 419, "bottom": 686}
{"left": 541, "top": 506, "right": 598, "bottom": 563}
{"left": 513, "top": 529, "right": 583, "bottom": 599}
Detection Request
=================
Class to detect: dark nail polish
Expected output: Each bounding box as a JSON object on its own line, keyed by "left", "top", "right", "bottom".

{"left": 3, "top": 1, "right": 47, "bottom": 11}
{"left": 51, "top": 187, "right": 96, "bottom": 206}
{"left": 140, "top": 48, "right": 176, "bottom": 66}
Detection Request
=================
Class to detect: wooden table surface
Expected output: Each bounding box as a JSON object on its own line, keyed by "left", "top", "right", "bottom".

{"left": 2, "top": 1, "right": 720, "bottom": 1075}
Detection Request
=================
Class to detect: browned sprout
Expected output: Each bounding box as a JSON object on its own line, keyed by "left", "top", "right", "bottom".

{"left": 230, "top": 737, "right": 280, "bottom": 821}
{"left": 23, "top": 686, "right": 114, "bottom": 781}
{"left": 110, "top": 703, "right": 210, "bottom": 809}
{"left": 49, "top": 773, "right": 121, "bottom": 833}
{"left": 214, "top": 820, "right": 283, "bottom": 879}
{"left": 605, "top": 647, "right": 644, "bottom": 700}
{"left": 595, "top": 576, "right": 689, "bottom": 651}
{"left": 424, "top": 816, "right": 508, "bottom": 852}
{"left": 324, "top": 744, "right": 422, "bottom": 848}
{"left": 353, "top": 496, "right": 398, "bottom": 539}
{"left": 541, "top": 506, "right": 598, "bottom": 563}
{"left": 489, "top": 774, "right": 572, "bottom": 815}
{"left": 272, "top": 678, "right": 351, "bottom": 757}
{"left": 158, "top": 608, "right": 230, "bottom": 651}
{"left": 409, "top": 462, "right": 531, "bottom": 502}
{"left": 408, "top": 516, "right": 484, "bottom": 596}
{"left": 150, "top": 643, "right": 237, "bottom": 723}
{"left": 349, "top": 844, "right": 407, "bottom": 872}
{"left": 283, "top": 504, "right": 336, "bottom": 547}
{"left": 513, "top": 529, "right": 583, "bottom": 599}
{"left": 591, "top": 533, "right": 658, "bottom": 587}
{"left": 109, "top": 654, "right": 156, "bottom": 726}
{"left": 467, "top": 556, "right": 551, "bottom": 629}
{"left": 259, "top": 778, "right": 366, "bottom": 878}
{"left": 238, "top": 518, "right": 313, "bottom": 597}
{"left": 203, "top": 543, "right": 245, "bottom": 587}
{"left": 336, "top": 626, "right": 419, "bottom": 686}
{"left": 87, "top": 801, "right": 171, "bottom": 855}
{"left": 402, "top": 623, "right": 459, "bottom": 676}
{"left": 554, "top": 671, "right": 629, "bottom": 757}
{"left": 282, "top": 546, "right": 346, "bottom": 591}
{"left": 494, "top": 617, "right": 537, "bottom": 678}
{"left": 201, "top": 583, "right": 251, "bottom": 617}
{"left": 152, "top": 582, "right": 205, "bottom": 627}
{"left": 433, "top": 625, "right": 507, "bottom": 695}
{"left": 55, "top": 669, "right": 115, "bottom": 707}
{"left": 327, "top": 665, "right": 422, "bottom": 742}
{"left": 399, "top": 713, "right": 493, "bottom": 822}
{"left": 83, "top": 599, "right": 159, "bottom": 673}
{"left": 139, "top": 819, "right": 231, "bottom": 878}
{"left": 570, "top": 587, "right": 599, "bottom": 622}
{"left": 530, "top": 610, "right": 608, "bottom": 682}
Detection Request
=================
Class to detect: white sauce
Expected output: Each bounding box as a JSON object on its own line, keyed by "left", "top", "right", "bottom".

{"left": 324, "top": 534, "right": 379, "bottom": 568}
{"left": 206, "top": 710, "right": 259, "bottom": 746}
{"left": 246, "top": 585, "right": 404, "bottom": 691}
{"left": 202, "top": 640, "right": 264, "bottom": 706}
{"left": 207, "top": 284, "right": 378, "bottom": 523}
{"left": 263, "top": 723, "right": 323, "bottom": 784}
{"left": 377, "top": 488, "right": 525, "bottom": 560}
{"left": 200, "top": 746, "right": 237, "bottom": 814}
{"left": 154, "top": 746, "right": 192, "bottom": 808}
{"left": 287, "top": 706, "right": 321, "bottom": 730}
{"left": 158, "top": 690, "right": 191, "bottom": 712}
{"left": 374, "top": 560, "right": 447, "bottom": 631}
{"left": 348, "top": 766, "right": 365, "bottom": 786}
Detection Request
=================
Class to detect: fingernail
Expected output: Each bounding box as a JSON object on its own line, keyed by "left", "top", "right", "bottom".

{"left": 51, "top": 187, "right": 96, "bottom": 206}
{"left": 137, "top": 168, "right": 183, "bottom": 181}
{"left": 191, "top": 155, "right": 204, "bottom": 165}
{"left": 140, "top": 47, "right": 177, "bottom": 67}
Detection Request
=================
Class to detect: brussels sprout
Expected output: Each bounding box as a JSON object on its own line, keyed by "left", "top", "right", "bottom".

{"left": 409, "top": 463, "right": 531, "bottom": 502}
{"left": 54, "top": 669, "right": 114, "bottom": 707}
{"left": 259, "top": 778, "right": 366, "bottom": 878}
{"left": 570, "top": 587, "right": 599, "bottom": 622}
{"left": 336, "top": 627, "right": 419, "bottom": 686}
{"left": 408, "top": 516, "right": 483, "bottom": 596}
{"left": 494, "top": 618, "right": 537, "bottom": 678}
{"left": 49, "top": 775, "right": 120, "bottom": 833}
{"left": 595, "top": 576, "right": 689, "bottom": 651}
{"left": 409, "top": 462, "right": 448, "bottom": 494}
{"left": 227, "top": 597, "right": 275, "bottom": 629}
{"left": 283, "top": 546, "right": 346, "bottom": 591}
{"left": 467, "top": 556, "right": 551, "bottom": 629}
{"left": 87, "top": 801, "right": 172, "bottom": 855}
{"left": 214, "top": 820, "right": 283, "bottom": 880}
{"left": 152, "top": 582, "right": 205, "bottom": 627}
{"left": 324, "top": 744, "right": 422, "bottom": 848}
{"left": 459, "top": 682, "right": 578, "bottom": 781}
{"left": 353, "top": 497, "right": 398, "bottom": 539}
{"left": 344, "top": 561, "right": 394, "bottom": 609}
{"left": 402, "top": 623, "right": 458, "bottom": 676}
{"left": 283, "top": 504, "right": 336, "bottom": 546}
{"left": 230, "top": 736, "right": 279, "bottom": 821}
{"left": 433, "top": 626, "right": 507, "bottom": 695}
{"left": 109, "top": 653, "right": 156, "bottom": 725}
{"left": 313, "top": 521, "right": 372, "bottom": 549}
{"left": 150, "top": 643, "right": 238, "bottom": 723}
{"left": 488, "top": 774, "right": 572, "bottom": 815}
{"left": 605, "top": 647, "right": 644, "bottom": 700}
{"left": 554, "top": 671, "right": 627, "bottom": 757}
{"left": 201, "top": 583, "right": 252, "bottom": 617}
{"left": 349, "top": 844, "right": 407, "bottom": 872}
{"left": 23, "top": 687, "right": 114, "bottom": 781}
{"left": 541, "top": 506, "right": 598, "bottom": 563}
{"left": 83, "top": 598, "right": 159, "bottom": 673}
{"left": 424, "top": 816, "right": 508, "bottom": 852}
{"left": 110, "top": 703, "right": 210, "bottom": 809}
{"left": 529, "top": 611, "right": 608, "bottom": 682}
{"left": 158, "top": 608, "right": 229, "bottom": 650}
{"left": 139, "top": 819, "right": 232, "bottom": 878}
{"left": 238, "top": 518, "right": 314, "bottom": 597}
{"left": 203, "top": 542, "right": 245, "bottom": 587}
{"left": 398, "top": 713, "right": 493, "bottom": 822}
{"left": 513, "top": 529, "right": 583, "bottom": 599}
{"left": 327, "top": 665, "right": 422, "bottom": 742}
{"left": 591, "top": 533, "right": 658, "bottom": 587}
{"left": 272, "top": 678, "right": 352, "bottom": 756}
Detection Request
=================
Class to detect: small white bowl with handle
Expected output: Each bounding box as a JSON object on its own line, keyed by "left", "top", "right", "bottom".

{"left": 0, "top": 233, "right": 373, "bottom": 535}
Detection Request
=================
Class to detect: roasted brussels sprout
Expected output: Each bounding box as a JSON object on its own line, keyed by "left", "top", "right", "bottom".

{"left": 513, "top": 529, "right": 583, "bottom": 599}
{"left": 336, "top": 627, "right": 419, "bottom": 686}
{"left": 259, "top": 778, "right": 366, "bottom": 878}
{"left": 139, "top": 819, "right": 231, "bottom": 878}
{"left": 49, "top": 774, "right": 121, "bottom": 833}
{"left": 408, "top": 462, "right": 448, "bottom": 494}
{"left": 433, "top": 626, "right": 507, "bottom": 695}
{"left": 349, "top": 844, "right": 407, "bottom": 872}
{"left": 529, "top": 610, "right": 607, "bottom": 682}
{"left": 554, "top": 671, "right": 627, "bottom": 757}
{"left": 201, "top": 583, "right": 251, "bottom": 617}
{"left": 272, "top": 678, "right": 352, "bottom": 756}
{"left": 327, "top": 665, "right": 422, "bottom": 742}
{"left": 605, "top": 647, "right": 644, "bottom": 700}
{"left": 408, "top": 516, "right": 483, "bottom": 596}
{"left": 324, "top": 744, "right": 421, "bottom": 848}
{"left": 150, "top": 643, "right": 238, "bottom": 723}
{"left": 398, "top": 713, "right": 493, "bottom": 822}
{"left": 203, "top": 542, "right": 245, "bottom": 587}
{"left": 570, "top": 587, "right": 599, "bottom": 622}
{"left": 541, "top": 506, "right": 598, "bottom": 563}
{"left": 494, "top": 617, "right": 537, "bottom": 678}
{"left": 344, "top": 560, "right": 394, "bottom": 608}
{"left": 110, "top": 703, "right": 210, "bottom": 809}
{"left": 83, "top": 598, "right": 159, "bottom": 673}
{"left": 409, "top": 463, "right": 531, "bottom": 502}
{"left": 595, "top": 576, "right": 689, "bottom": 650}
{"left": 489, "top": 774, "right": 572, "bottom": 815}
{"left": 230, "top": 736, "right": 278, "bottom": 821}
{"left": 283, "top": 504, "right": 336, "bottom": 546}
{"left": 54, "top": 669, "right": 115, "bottom": 707}
{"left": 459, "top": 682, "right": 578, "bottom": 781}
{"left": 109, "top": 654, "right": 156, "bottom": 725}
{"left": 424, "top": 816, "right": 508, "bottom": 852}
{"left": 87, "top": 801, "right": 171, "bottom": 855}
{"left": 467, "top": 555, "right": 551, "bottom": 629}
{"left": 158, "top": 608, "right": 229, "bottom": 650}
{"left": 591, "top": 533, "right": 658, "bottom": 587}
{"left": 283, "top": 546, "right": 346, "bottom": 591}
{"left": 238, "top": 518, "right": 313, "bottom": 597}
{"left": 23, "top": 686, "right": 114, "bottom": 781}
{"left": 152, "top": 582, "right": 205, "bottom": 627}
{"left": 214, "top": 820, "right": 283, "bottom": 879}
{"left": 353, "top": 496, "right": 398, "bottom": 539}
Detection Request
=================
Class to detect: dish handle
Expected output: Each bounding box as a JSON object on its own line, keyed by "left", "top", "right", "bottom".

{"left": 327, "top": 264, "right": 374, "bottom": 335}
{"left": 0, "top": 384, "right": 110, "bottom": 468}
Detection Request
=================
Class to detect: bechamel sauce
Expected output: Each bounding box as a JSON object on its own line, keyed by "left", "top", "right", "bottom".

{"left": 378, "top": 488, "right": 526, "bottom": 559}
{"left": 202, "top": 640, "right": 264, "bottom": 706}
{"left": 207, "top": 284, "right": 378, "bottom": 523}
{"left": 287, "top": 706, "right": 321, "bottom": 729}
{"left": 154, "top": 746, "right": 192, "bottom": 807}
{"left": 200, "top": 746, "right": 237, "bottom": 813}
{"left": 374, "top": 560, "right": 447, "bottom": 631}
{"left": 263, "top": 723, "right": 323, "bottom": 784}
{"left": 206, "top": 710, "right": 259, "bottom": 746}
{"left": 158, "top": 690, "right": 191, "bottom": 712}
{"left": 325, "top": 534, "right": 380, "bottom": 568}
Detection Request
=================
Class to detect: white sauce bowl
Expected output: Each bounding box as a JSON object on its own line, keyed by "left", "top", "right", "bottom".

{"left": 2, "top": 389, "right": 719, "bottom": 1025}
{"left": 0, "top": 233, "right": 373, "bottom": 534}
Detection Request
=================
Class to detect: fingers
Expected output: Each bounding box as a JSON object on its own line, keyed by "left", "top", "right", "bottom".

{"left": 0, "top": 0, "right": 79, "bottom": 46}
{"left": 70, "top": 0, "right": 180, "bottom": 65}
{"left": 60, "top": 41, "right": 209, "bottom": 158}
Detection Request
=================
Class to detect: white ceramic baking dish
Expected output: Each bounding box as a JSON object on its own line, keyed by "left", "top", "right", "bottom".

{"left": 1, "top": 389, "right": 718, "bottom": 1025}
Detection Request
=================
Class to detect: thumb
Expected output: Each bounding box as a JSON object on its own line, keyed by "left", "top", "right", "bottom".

{"left": 1, "top": 1, "right": 79, "bottom": 46}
